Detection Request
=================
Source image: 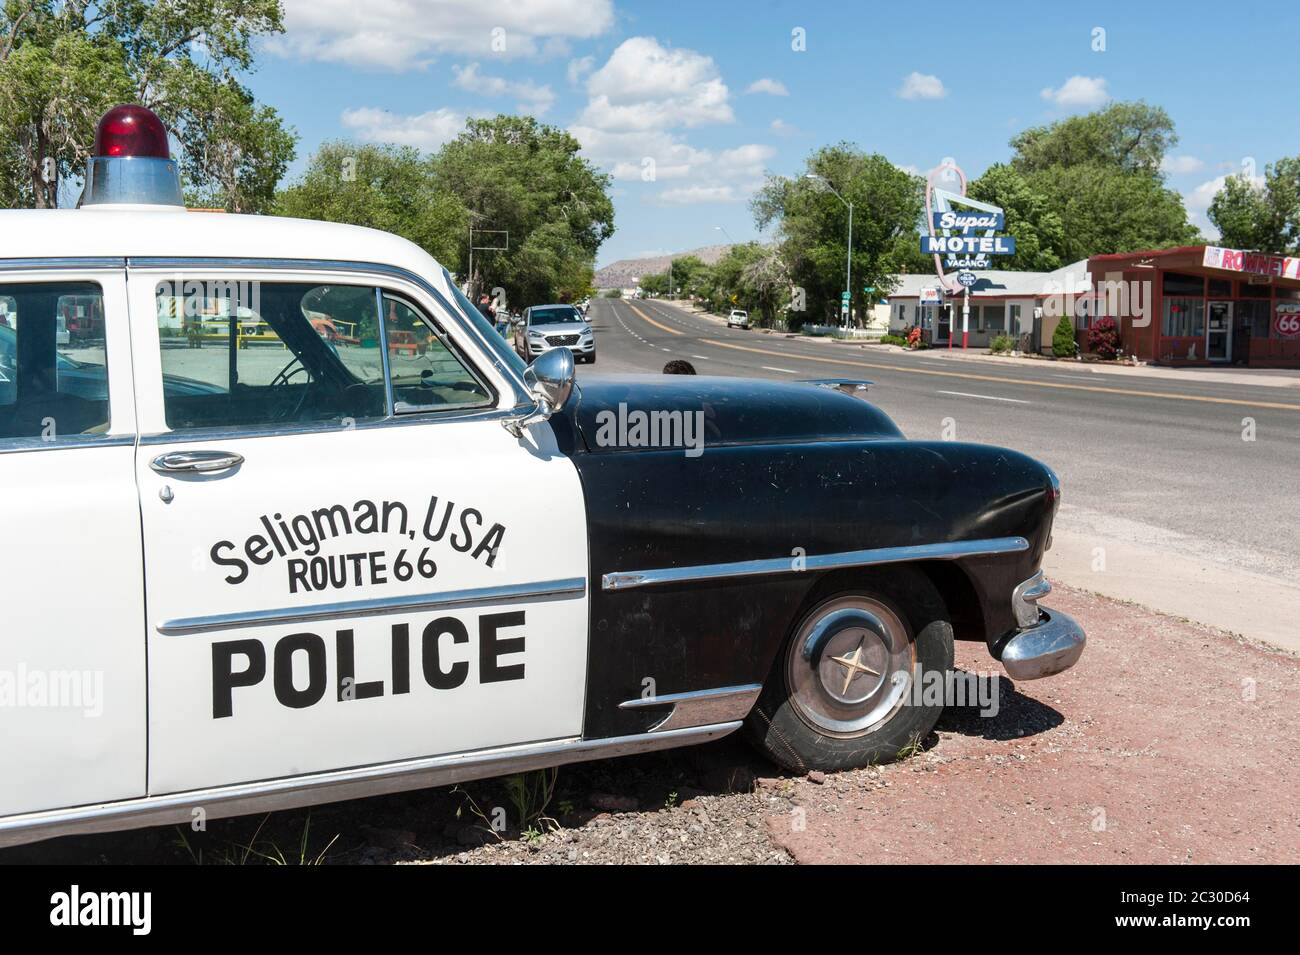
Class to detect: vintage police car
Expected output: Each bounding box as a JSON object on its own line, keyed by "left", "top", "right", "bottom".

{"left": 0, "top": 107, "right": 1083, "bottom": 847}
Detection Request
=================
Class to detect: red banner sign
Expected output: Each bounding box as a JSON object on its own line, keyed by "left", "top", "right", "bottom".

{"left": 1203, "top": 246, "right": 1300, "bottom": 280}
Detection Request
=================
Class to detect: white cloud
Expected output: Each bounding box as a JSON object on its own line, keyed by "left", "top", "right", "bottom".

{"left": 271, "top": 0, "right": 615, "bottom": 70}
{"left": 745, "top": 78, "right": 788, "bottom": 96}
{"left": 570, "top": 125, "right": 707, "bottom": 180}
{"left": 769, "top": 118, "right": 798, "bottom": 136}
{"left": 716, "top": 143, "right": 774, "bottom": 178}
{"left": 566, "top": 55, "right": 595, "bottom": 87}
{"left": 340, "top": 106, "right": 468, "bottom": 149}
{"left": 569, "top": 37, "right": 769, "bottom": 205}
{"left": 1039, "top": 75, "right": 1109, "bottom": 109}
{"left": 897, "top": 72, "right": 946, "bottom": 100}
{"left": 658, "top": 185, "right": 738, "bottom": 204}
{"left": 452, "top": 62, "right": 555, "bottom": 114}
{"left": 1161, "top": 155, "right": 1205, "bottom": 175}
{"left": 579, "top": 36, "right": 734, "bottom": 130}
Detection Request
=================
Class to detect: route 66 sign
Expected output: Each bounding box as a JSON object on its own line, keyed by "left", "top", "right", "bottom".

{"left": 1274, "top": 303, "right": 1300, "bottom": 339}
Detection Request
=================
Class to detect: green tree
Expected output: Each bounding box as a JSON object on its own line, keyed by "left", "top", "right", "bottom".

{"left": 1208, "top": 158, "right": 1300, "bottom": 254}
{"left": 753, "top": 143, "right": 922, "bottom": 325}
{"left": 432, "top": 114, "right": 614, "bottom": 306}
{"left": 1003, "top": 102, "right": 1198, "bottom": 261}
{"left": 1025, "top": 163, "right": 1200, "bottom": 261}
{"left": 967, "top": 163, "right": 1065, "bottom": 271}
{"left": 1009, "top": 101, "right": 1178, "bottom": 176}
{"left": 0, "top": 0, "right": 295, "bottom": 210}
{"left": 275, "top": 141, "right": 466, "bottom": 266}
{"left": 1052, "top": 314, "right": 1078, "bottom": 358}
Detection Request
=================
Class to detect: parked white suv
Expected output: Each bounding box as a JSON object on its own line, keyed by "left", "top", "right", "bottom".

{"left": 727, "top": 309, "right": 750, "bottom": 329}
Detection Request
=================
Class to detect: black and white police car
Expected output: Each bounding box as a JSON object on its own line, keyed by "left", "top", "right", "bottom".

{"left": 0, "top": 106, "right": 1083, "bottom": 848}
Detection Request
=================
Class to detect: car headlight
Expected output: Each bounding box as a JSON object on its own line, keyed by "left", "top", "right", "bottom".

{"left": 528, "top": 330, "right": 544, "bottom": 338}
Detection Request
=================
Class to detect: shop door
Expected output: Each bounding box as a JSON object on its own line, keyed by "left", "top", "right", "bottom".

{"left": 936, "top": 306, "right": 951, "bottom": 344}
{"left": 1207, "top": 302, "right": 1233, "bottom": 362}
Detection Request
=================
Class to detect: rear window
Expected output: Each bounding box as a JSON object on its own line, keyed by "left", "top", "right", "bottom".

{"left": 0, "top": 282, "right": 109, "bottom": 441}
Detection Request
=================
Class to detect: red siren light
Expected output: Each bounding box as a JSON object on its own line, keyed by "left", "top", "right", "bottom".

{"left": 93, "top": 105, "right": 171, "bottom": 160}
{"left": 79, "top": 104, "right": 184, "bottom": 208}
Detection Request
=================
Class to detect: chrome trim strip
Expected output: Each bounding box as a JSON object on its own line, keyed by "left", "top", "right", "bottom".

{"left": 619, "top": 684, "right": 762, "bottom": 732}
{"left": 0, "top": 434, "right": 135, "bottom": 456}
{"left": 126, "top": 256, "right": 531, "bottom": 407}
{"left": 134, "top": 402, "right": 535, "bottom": 446}
{"left": 0, "top": 257, "right": 126, "bottom": 271}
{"left": 0, "top": 721, "right": 741, "bottom": 849}
{"left": 602, "top": 537, "right": 1030, "bottom": 591}
{"left": 158, "top": 577, "right": 586, "bottom": 635}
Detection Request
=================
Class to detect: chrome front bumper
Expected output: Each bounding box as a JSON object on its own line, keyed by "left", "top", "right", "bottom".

{"left": 996, "top": 570, "right": 1086, "bottom": 680}
{"left": 999, "top": 608, "right": 1086, "bottom": 680}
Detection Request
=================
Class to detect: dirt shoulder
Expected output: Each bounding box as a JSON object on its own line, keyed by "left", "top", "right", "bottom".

{"left": 5, "top": 586, "right": 1295, "bottom": 865}
{"left": 767, "top": 586, "right": 1299, "bottom": 864}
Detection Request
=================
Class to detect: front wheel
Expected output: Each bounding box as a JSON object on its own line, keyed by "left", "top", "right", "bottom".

{"left": 745, "top": 568, "right": 954, "bottom": 773}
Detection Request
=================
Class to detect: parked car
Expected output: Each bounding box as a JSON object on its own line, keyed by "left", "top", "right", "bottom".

{"left": 727, "top": 308, "right": 750, "bottom": 329}
{"left": 0, "top": 104, "right": 1084, "bottom": 849}
{"left": 515, "top": 303, "right": 596, "bottom": 364}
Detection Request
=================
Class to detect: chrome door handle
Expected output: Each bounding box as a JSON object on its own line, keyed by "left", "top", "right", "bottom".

{"left": 150, "top": 450, "right": 244, "bottom": 474}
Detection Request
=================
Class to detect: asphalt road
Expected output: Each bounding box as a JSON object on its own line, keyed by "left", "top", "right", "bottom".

{"left": 575, "top": 298, "right": 1300, "bottom": 594}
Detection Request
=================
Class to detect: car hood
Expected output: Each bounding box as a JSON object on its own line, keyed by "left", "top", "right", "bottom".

{"left": 531, "top": 322, "right": 590, "bottom": 335}
{"left": 565, "top": 375, "right": 903, "bottom": 453}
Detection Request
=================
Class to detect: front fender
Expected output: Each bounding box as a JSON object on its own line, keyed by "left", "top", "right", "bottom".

{"left": 563, "top": 433, "right": 1058, "bottom": 739}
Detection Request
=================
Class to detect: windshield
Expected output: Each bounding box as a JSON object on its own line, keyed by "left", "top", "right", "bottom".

{"left": 444, "top": 272, "right": 528, "bottom": 381}
{"left": 530, "top": 307, "right": 583, "bottom": 325}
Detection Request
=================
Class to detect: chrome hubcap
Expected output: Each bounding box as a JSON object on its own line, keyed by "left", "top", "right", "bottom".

{"left": 786, "top": 596, "right": 915, "bottom": 738}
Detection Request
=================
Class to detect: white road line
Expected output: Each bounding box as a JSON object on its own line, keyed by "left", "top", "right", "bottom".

{"left": 762, "top": 365, "right": 797, "bottom": 374}
{"left": 937, "top": 390, "right": 1031, "bottom": 404}
{"left": 691, "top": 355, "right": 710, "bottom": 361}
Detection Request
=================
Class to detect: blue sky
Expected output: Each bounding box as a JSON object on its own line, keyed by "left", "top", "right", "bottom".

{"left": 246, "top": 0, "right": 1300, "bottom": 266}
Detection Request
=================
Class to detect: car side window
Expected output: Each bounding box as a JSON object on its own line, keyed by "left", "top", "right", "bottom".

{"left": 155, "top": 280, "right": 387, "bottom": 432}
{"left": 0, "top": 281, "right": 109, "bottom": 442}
{"left": 382, "top": 293, "right": 492, "bottom": 413}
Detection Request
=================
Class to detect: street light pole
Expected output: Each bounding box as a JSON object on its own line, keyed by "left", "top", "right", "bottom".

{"left": 805, "top": 175, "right": 853, "bottom": 329}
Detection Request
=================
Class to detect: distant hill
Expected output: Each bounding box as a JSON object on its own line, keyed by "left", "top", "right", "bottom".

{"left": 594, "top": 244, "right": 732, "bottom": 290}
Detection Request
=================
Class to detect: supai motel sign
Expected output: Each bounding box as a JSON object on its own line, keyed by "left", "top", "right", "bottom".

{"left": 921, "top": 210, "right": 1016, "bottom": 269}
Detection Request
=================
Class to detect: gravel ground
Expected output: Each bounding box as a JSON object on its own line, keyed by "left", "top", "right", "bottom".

{"left": 5, "top": 584, "right": 1295, "bottom": 866}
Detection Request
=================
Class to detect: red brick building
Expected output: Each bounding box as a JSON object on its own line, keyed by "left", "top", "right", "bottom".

{"left": 1086, "top": 245, "right": 1300, "bottom": 367}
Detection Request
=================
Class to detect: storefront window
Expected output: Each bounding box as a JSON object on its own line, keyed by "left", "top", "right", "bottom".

{"left": 1207, "top": 278, "right": 1233, "bottom": 297}
{"left": 984, "top": 304, "right": 1006, "bottom": 332}
{"left": 1162, "top": 271, "right": 1205, "bottom": 296}
{"left": 1162, "top": 297, "right": 1205, "bottom": 337}
{"left": 1239, "top": 282, "right": 1272, "bottom": 298}
{"left": 1238, "top": 300, "right": 1271, "bottom": 337}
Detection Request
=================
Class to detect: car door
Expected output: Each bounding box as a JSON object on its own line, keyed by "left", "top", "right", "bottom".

{"left": 127, "top": 265, "right": 589, "bottom": 796}
{"left": 0, "top": 266, "right": 146, "bottom": 817}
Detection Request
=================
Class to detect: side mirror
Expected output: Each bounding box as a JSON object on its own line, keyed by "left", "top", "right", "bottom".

{"left": 503, "top": 347, "right": 575, "bottom": 436}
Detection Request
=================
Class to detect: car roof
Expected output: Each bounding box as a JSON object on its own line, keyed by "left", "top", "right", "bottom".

{"left": 0, "top": 208, "right": 455, "bottom": 296}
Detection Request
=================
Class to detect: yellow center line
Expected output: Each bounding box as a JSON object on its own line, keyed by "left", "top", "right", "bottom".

{"left": 698, "top": 339, "right": 1300, "bottom": 412}
{"left": 625, "top": 302, "right": 684, "bottom": 336}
